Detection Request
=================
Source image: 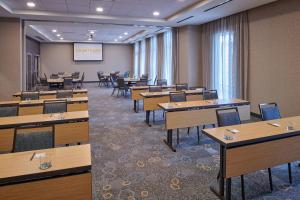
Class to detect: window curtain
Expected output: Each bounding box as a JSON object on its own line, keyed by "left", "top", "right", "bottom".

{"left": 163, "top": 30, "right": 173, "bottom": 84}
{"left": 149, "top": 36, "right": 158, "bottom": 84}
{"left": 139, "top": 40, "right": 146, "bottom": 76}
{"left": 145, "top": 38, "right": 151, "bottom": 78}
{"left": 133, "top": 42, "right": 140, "bottom": 76}
{"left": 201, "top": 12, "right": 249, "bottom": 99}
{"left": 157, "top": 33, "right": 164, "bottom": 81}
{"left": 172, "top": 28, "right": 179, "bottom": 84}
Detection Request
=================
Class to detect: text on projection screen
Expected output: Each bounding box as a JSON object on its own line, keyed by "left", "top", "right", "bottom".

{"left": 74, "top": 43, "right": 103, "bottom": 61}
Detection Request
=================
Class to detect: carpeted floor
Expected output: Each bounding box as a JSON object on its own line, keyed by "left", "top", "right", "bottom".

{"left": 86, "top": 83, "right": 300, "bottom": 200}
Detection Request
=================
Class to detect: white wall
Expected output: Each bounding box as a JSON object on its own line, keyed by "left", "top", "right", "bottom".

{"left": 40, "top": 43, "right": 133, "bottom": 81}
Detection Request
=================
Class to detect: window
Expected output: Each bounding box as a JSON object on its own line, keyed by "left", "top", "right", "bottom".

{"left": 134, "top": 42, "right": 139, "bottom": 76}
{"left": 139, "top": 40, "right": 146, "bottom": 76}
{"left": 163, "top": 31, "right": 173, "bottom": 84}
{"left": 149, "top": 36, "right": 157, "bottom": 84}
{"left": 213, "top": 31, "right": 234, "bottom": 99}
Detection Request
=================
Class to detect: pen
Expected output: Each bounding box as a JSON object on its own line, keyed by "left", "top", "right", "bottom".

{"left": 30, "top": 152, "right": 36, "bottom": 161}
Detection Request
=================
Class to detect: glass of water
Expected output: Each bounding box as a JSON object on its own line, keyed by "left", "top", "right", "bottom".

{"left": 39, "top": 154, "right": 52, "bottom": 170}
{"left": 286, "top": 121, "right": 295, "bottom": 131}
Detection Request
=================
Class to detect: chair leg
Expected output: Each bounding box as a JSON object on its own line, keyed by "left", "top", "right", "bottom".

{"left": 187, "top": 127, "right": 190, "bottom": 135}
{"left": 117, "top": 89, "right": 120, "bottom": 97}
{"left": 197, "top": 126, "right": 200, "bottom": 144}
{"left": 111, "top": 88, "right": 116, "bottom": 96}
{"left": 268, "top": 168, "right": 273, "bottom": 191}
{"left": 177, "top": 129, "right": 179, "bottom": 145}
{"left": 288, "top": 163, "right": 292, "bottom": 184}
{"left": 153, "top": 111, "right": 155, "bottom": 123}
{"left": 241, "top": 175, "right": 245, "bottom": 200}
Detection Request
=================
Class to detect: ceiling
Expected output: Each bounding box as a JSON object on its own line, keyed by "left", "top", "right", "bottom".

{"left": 0, "top": 0, "right": 278, "bottom": 43}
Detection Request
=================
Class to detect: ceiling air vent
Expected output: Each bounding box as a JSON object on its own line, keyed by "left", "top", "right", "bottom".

{"left": 177, "top": 16, "right": 194, "bottom": 24}
{"left": 204, "top": 0, "right": 233, "bottom": 12}
{"left": 35, "top": 36, "right": 45, "bottom": 41}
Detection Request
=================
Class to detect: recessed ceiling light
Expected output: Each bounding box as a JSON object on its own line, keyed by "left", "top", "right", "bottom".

{"left": 153, "top": 11, "right": 160, "bottom": 16}
{"left": 60, "top": 38, "right": 64, "bottom": 40}
{"left": 56, "top": 34, "right": 61, "bottom": 37}
{"left": 124, "top": 32, "right": 128, "bottom": 35}
{"left": 96, "top": 7, "right": 104, "bottom": 12}
{"left": 114, "top": 39, "right": 118, "bottom": 42}
{"left": 27, "top": 2, "right": 36, "bottom": 8}
{"left": 88, "top": 38, "right": 92, "bottom": 41}
{"left": 52, "top": 29, "right": 57, "bottom": 33}
{"left": 89, "top": 30, "right": 95, "bottom": 34}
{"left": 119, "top": 36, "right": 123, "bottom": 39}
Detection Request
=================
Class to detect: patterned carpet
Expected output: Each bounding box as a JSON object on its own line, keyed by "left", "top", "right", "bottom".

{"left": 86, "top": 83, "right": 300, "bottom": 200}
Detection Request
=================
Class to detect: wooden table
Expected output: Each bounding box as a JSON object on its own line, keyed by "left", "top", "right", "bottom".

{"left": 0, "top": 144, "right": 92, "bottom": 200}
{"left": 47, "top": 78, "right": 81, "bottom": 88}
{"left": 140, "top": 90, "right": 204, "bottom": 126}
{"left": 202, "top": 116, "right": 300, "bottom": 200}
{"left": 13, "top": 89, "right": 88, "bottom": 100}
{"left": 158, "top": 99, "right": 250, "bottom": 151}
{"left": 0, "top": 111, "right": 89, "bottom": 153}
{"left": 1, "top": 97, "right": 88, "bottom": 116}
{"left": 130, "top": 85, "right": 176, "bottom": 112}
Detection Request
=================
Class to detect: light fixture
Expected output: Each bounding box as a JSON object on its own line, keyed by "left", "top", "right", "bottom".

{"left": 119, "top": 36, "right": 123, "bottom": 39}
{"left": 114, "top": 39, "right": 118, "bottom": 42}
{"left": 27, "top": 2, "right": 36, "bottom": 8}
{"left": 124, "top": 32, "right": 128, "bottom": 35}
{"left": 89, "top": 30, "right": 95, "bottom": 34}
{"left": 56, "top": 34, "right": 61, "bottom": 37}
{"left": 153, "top": 11, "right": 160, "bottom": 16}
{"left": 52, "top": 29, "right": 57, "bottom": 33}
{"left": 88, "top": 38, "right": 92, "bottom": 41}
{"left": 60, "top": 38, "right": 64, "bottom": 40}
{"left": 96, "top": 7, "right": 104, "bottom": 12}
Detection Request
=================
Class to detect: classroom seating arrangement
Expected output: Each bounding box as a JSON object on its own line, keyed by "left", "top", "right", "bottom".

{"left": 0, "top": 0, "right": 299, "bottom": 199}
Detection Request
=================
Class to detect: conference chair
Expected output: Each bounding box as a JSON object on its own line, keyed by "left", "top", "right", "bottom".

{"left": 189, "top": 86, "right": 206, "bottom": 92}
{"left": 57, "top": 90, "right": 73, "bottom": 99}
{"left": 259, "top": 103, "right": 292, "bottom": 186}
{"left": 203, "top": 90, "right": 218, "bottom": 100}
{"left": 72, "top": 72, "right": 80, "bottom": 79}
{"left": 149, "top": 86, "right": 163, "bottom": 123}
{"left": 157, "top": 79, "right": 167, "bottom": 86}
{"left": 13, "top": 125, "right": 54, "bottom": 153}
{"left": 43, "top": 100, "right": 67, "bottom": 114}
{"left": 169, "top": 92, "right": 200, "bottom": 145}
{"left": 63, "top": 77, "right": 74, "bottom": 90}
{"left": 21, "top": 91, "right": 39, "bottom": 100}
{"left": 76, "top": 72, "right": 85, "bottom": 89}
{"left": 58, "top": 72, "right": 65, "bottom": 76}
{"left": 50, "top": 73, "right": 59, "bottom": 79}
{"left": 176, "top": 83, "right": 188, "bottom": 91}
{"left": 116, "top": 78, "right": 129, "bottom": 97}
{"left": 153, "top": 76, "right": 158, "bottom": 85}
{"left": 0, "top": 104, "right": 19, "bottom": 117}
{"left": 110, "top": 77, "right": 119, "bottom": 96}
{"left": 123, "top": 71, "right": 130, "bottom": 78}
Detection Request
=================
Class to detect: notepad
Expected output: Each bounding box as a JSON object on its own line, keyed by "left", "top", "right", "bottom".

{"left": 267, "top": 123, "right": 280, "bottom": 127}
{"left": 34, "top": 153, "right": 46, "bottom": 159}
{"left": 226, "top": 129, "right": 240, "bottom": 134}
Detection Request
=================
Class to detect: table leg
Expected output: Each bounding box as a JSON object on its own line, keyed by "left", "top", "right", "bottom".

{"left": 145, "top": 110, "right": 151, "bottom": 127}
{"left": 226, "top": 178, "right": 231, "bottom": 200}
{"left": 210, "top": 145, "right": 225, "bottom": 199}
{"left": 134, "top": 100, "right": 137, "bottom": 113}
{"left": 164, "top": 129, "right": 176, "bottom": 152}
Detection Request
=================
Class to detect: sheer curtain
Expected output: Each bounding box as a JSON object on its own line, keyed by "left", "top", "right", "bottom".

{"left": 201, "top": 12, "right": 249, "bottom": 99}
{"left": 134, "top": 42, "right": 139, "bottom": 76}
{"left": 139, "top": 40, "right": 146, "bottom": 76}
{"left": 163, "top": 30, "right": 173, "bottom": 84}
{"left": 149, "top": 36, "right": 158, "bottom": 84}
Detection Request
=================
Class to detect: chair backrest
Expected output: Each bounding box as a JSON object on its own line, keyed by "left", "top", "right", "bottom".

{"left": 72, "top": 72, "right": 80, "bottom": 79}
{"left": 58, "top": 72, "right": 65, "bottom": 75}
{"left": 0, "top": 104, "right": 19, "bottom": 117}
{"left": 142, "top": 74, "right": 148, "bottom": 79}
{"left": 57, "top": 90, "right": 73, "bottom": 98}
{"left": 189, "top": 86, "right": 206, "bottom": 92}
{"left": 153, "top": 76, "right": 158, "bottom": 85}
{"left": 149, "top": 86, "right": 162, "bottom": 92}
{"left": 169, "top": 91, "right": 187, "bottom": 102}
{"left": 117, "top": 78, "right": 125, "bottom": 88}
{"left": 203, "top": 90, "right": 218, "bottom": 100}
{"left": 176, "top": 83, "right": 188, "bottom": 91}
{"left": 39, "top": 77, "right": 48, "bottom": 85}
{"left": 124, "top": 71, "right": 130, "bottom": 78}
{"left": 21, "top": 91, "right": 39, "bottom": 100}
{"left": 63, "top": 78, "right": 73, "bottom": 89}
{"left": 136, "top": 81, "right": 148, "bottom": 86}
{"left": 44, "top": 73, "right": 47, "bottom": 79}
{"left": 50, "top": 74, "right": 59, "bottom": 79}
{"left": 157, "top": 79, "right": 167, "bottom": 86}
{"left": 13, "top": 126, "right": 54, "bottom": 153}
{"left": 216, "top": 107, "right": 241, "bottom": 127}
{"left": 43, "top": 100, "right": 67, "bottom": 114}
{"left": 80, "top": 72, "right": 85, "bottom": 82}
{"left": 259, "top": 103, "right": 281, "bottom": 121}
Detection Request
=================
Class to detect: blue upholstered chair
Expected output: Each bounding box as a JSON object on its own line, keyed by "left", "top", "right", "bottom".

{"left": 0, "top": 105, "right": 19, "bottom": 117}
{"left": 57, "top": 90, "right": 73, "bottom": 99}
{"left": 21, "top": 91, "right": 39, "bottom": 100}
{"left": 203, "top": 90, "right": 218, "bottom": 100}
{"left": 43, "top": 100, "right": 67, "bottom": 114}
{"left": 259, "top": 103, "right": 292, "bottom": 187}
{"left": 157, "top": 79, "right": 167, "bottom": 86}
{"left": 13, "top": 126, "right": 54, "bottom": 153}
{"left": 175, "top": 83, "right": 188, "bottom": 91}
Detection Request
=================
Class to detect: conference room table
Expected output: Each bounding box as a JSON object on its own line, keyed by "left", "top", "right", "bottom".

{"left": 130, "top": 85, "right": 176, "bottom": 112}
{"left": 13, "top": 89, "right": 88, "bottom": 100}
{"left": 140, "top": 90, "right": 204, "bottom": 126}
{"left": 1, "top": 97, "right": 88, "bottom": 116}
{"left": 158, "top": 98, "right": 250, "bottom": 151}
{"left": 0, "top": 110, "right": 89, "bottom": 153}
{"left": 202, "top": 116, "right": 300, "bottom": 200}
{"left": 47, "top": 78, "right": 81, "bottom": 88}
{"left": 0, "top": 144, "right": 92, "bottom": 200}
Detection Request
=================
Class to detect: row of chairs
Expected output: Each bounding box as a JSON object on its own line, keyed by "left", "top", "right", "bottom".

{"left": 0, "top": 99, "right": 69, "bottom": 118}
{"left": 20, "top": 90, "right": 74, "bottom": 101}
{"left": 216, "top": 103, "right": 289, "bottom": 200}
